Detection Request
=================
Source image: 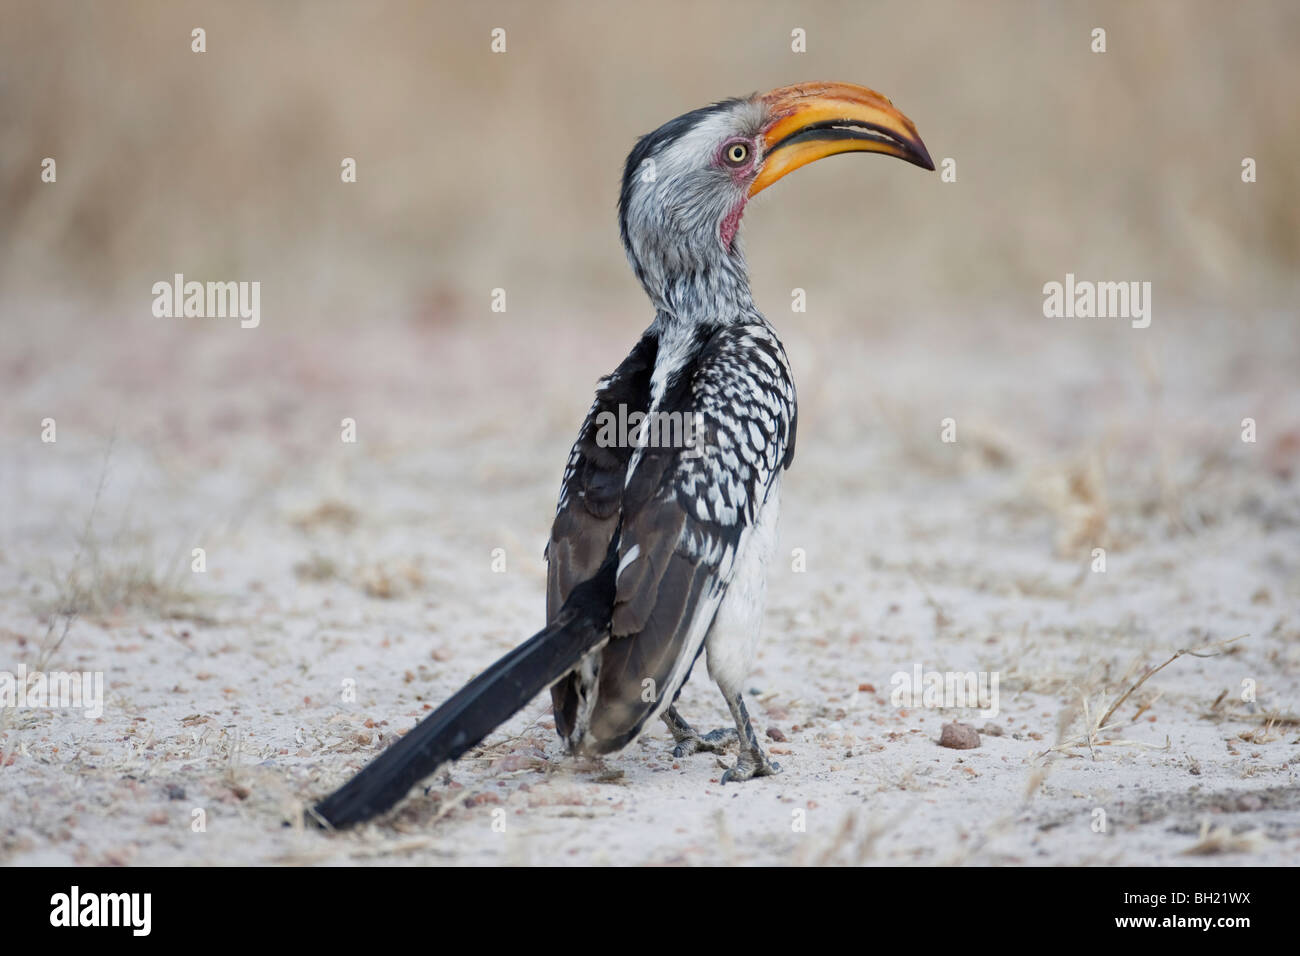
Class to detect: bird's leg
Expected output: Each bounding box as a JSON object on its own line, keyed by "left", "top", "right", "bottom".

{"left": 661, "top": 705, "right": 738, "bottom": 758}
{"left": 719, "top": 689, "right": 780, "bottom": 783}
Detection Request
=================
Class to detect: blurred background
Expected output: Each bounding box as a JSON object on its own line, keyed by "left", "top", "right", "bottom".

{"left": 3, "top": 0, "right": 1298, "bottom": 317}
{"left": 1, "top": 0, "right": 1298, "bottom": 867}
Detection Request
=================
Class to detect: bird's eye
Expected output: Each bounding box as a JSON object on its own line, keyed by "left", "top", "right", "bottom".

{"left": 724, "top": 142, "right": 750, "bottom": 166}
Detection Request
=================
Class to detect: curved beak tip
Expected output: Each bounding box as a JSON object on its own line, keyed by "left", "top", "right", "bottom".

{"left": 913, "top": 139, "right": 936, "bottom": 172}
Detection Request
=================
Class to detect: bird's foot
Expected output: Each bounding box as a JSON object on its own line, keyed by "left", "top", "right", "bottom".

{"left": 671, "top": 726, "right": 738, "bottom": 758}
{"left": 720, "top": 752, "right": 781, "bottom": 783}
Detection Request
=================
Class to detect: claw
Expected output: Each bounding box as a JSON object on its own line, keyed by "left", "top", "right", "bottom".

{"left": 671, "top": 727, "right": 738, "bottom": 758}
{"left": 721, "top": 757, "right": 781, "bottom": 784}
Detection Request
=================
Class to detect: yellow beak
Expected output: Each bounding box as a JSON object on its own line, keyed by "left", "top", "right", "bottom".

{"left": 750, "top": 82, "right": 934, "bottom": 196}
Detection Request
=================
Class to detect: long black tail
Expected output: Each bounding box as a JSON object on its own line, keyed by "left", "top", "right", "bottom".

{"left": 312, "top": 559, "right": 615, "bottom": 828}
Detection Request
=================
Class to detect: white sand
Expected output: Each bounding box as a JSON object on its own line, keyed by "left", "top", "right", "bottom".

{"left": 1, "top": 306, "right": 1297, "bottom": 865}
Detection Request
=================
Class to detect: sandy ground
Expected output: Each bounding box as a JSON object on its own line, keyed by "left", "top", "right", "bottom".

{"left": 1, "top": 304, "right": 1297, "bottom": 866}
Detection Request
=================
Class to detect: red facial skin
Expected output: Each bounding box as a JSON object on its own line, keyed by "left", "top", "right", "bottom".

{"left": 720, "top": 201, "right": 747, "bottom": 250}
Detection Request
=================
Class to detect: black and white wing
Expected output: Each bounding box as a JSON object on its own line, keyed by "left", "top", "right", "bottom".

{"left": 547, "top": 321, "right": 796, "bottom": 751}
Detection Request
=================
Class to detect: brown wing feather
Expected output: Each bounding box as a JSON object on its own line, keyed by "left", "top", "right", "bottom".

{"left": 546, "top": 333, "right": 657, "bottom": 736}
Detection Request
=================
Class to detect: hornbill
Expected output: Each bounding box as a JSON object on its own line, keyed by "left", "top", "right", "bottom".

{"left": 313, "top": 82, "right": 932, "bottom": 827}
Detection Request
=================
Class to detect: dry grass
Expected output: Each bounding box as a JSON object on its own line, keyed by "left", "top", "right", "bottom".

{"left": 1181, "top": 820, "right": 1267, "bottom": 856}
{"left": 1046, "top": 636, "right": 1246, "bottom": 756}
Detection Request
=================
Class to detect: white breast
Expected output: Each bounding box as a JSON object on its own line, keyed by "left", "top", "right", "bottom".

{"left": 704, "top": 475, "right": 781, "bottom": 697}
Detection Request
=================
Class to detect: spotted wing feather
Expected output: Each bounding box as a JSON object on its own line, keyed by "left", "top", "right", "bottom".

{"left": 547, "top": 321, "right": 797, "bottom": 751}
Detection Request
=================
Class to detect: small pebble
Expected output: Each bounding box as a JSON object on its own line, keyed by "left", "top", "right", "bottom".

{"left": 939, "top": 722, "right": 980, "bottom": 750}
